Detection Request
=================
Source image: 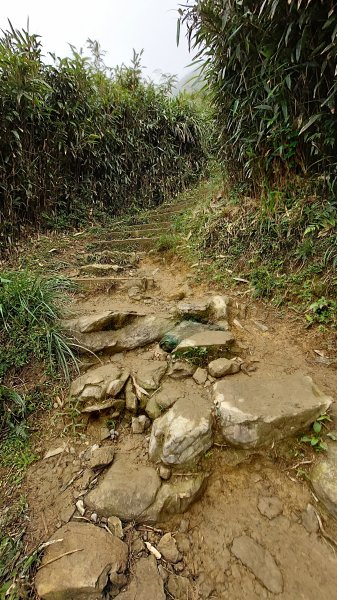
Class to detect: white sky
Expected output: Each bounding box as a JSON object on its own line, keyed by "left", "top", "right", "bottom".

{"left": 0, "top": 0, "right": 192, "bottom": 80}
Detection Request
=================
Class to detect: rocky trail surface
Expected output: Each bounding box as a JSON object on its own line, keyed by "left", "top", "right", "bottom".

{"left": 19, "top": 197, "right": 337, "bottom": 599}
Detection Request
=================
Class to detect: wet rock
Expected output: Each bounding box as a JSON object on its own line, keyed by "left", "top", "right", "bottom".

{"left": 135, "top": 361, "right": 167, "bottom": 391}
{"left": 157, "top": 533, "right": 181, "bottom": 563}
{"left": 87, "top": 446, "right": 115, "bottom": 470}
{"left": 72, "top": 315, "right": 176, "bottom": 354}
{"left": 208, "top": 357, "right": 241, "bottom": 378}
{"left": 174, "top": 330, "right": 235, "bottom": 360}
{"left": 145, "top": 396, "right": 162, "bottom": 420}
{"left": 85, "top": 458, "right": 161, "bottom": 520}
{"left": 231, "top": 535, "right": 283, "bottom": 594}
{"left": 159, "top": 465, "right": 172, "bottom": 480}
{"left": 70, "top": 364, "right": 129, "bottom": 402}
{"left": 132, "top": 415, "right": 151, "bottom": 433}
{"left": 62, "top": 310, "right": 142, "bottom": 334}
{"left": 114, "top": 556, "right": 165, "bottom": 600}
{"left": 149, "top": 396, "right": 213, "bottom": 465}
{"left": 35, "top": 522, "right": 128, "bottom": 600}
{"left": 142, "top": 474, "right": 207, "bottom": 523}
{"left": 213, "top": 374, "right": 332, "bottom": 448}
{"left": 167, "top": 574, "right": 192, "bottom": 598}
{"left": 301, "top": 503, "right": 319, "bottom": 533}
{"left": 168, "top": 360, "right": 196, "bottom": 379}
{"left": 193, "top": 367, "right": 208, "bottom": 385}
{"left": 257, "top": 496, "right": 283, "bottom": 520}
{"left": 311, "top": 445, "right": 337, "bottom": 519}
{"left": 108, "top": 516, "right": 123, "bottom": 538}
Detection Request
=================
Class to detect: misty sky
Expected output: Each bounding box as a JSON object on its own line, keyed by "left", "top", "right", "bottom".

{"left": 0, "top": 0, "right": 192, "bottom": 80}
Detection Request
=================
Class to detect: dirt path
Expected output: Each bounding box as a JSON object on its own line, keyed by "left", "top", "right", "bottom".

{"left": 19, "top": 197, "right": 337, "bottom": 599}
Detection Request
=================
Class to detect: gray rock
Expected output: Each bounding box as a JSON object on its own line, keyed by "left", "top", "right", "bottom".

{"left": 80, "top": 263, "right": 122, "bottom": 276}
{"left": 145, "top": 396, "right": 162, "bottom": 420}
{"left": 168, "top": 360, "right": 196, "bottom": 379}
{"left": 167, "top": 574, "right": 192, "bottom": 599}
{"left": 149, "top": 396, "right": 213, "bottom": 465}
{"left": 35, "top": 522, "right": 128, "bottom": 600}
{"left": 87, "top": 446, "right": 115, "bottom": 470}
{"left": 125, "top": 380, "right": 138, "bottom": 413}
{"left": 257, "top": 496, "right": 283, "bottom": 520}
{"left": 311, "top": 445, "right": 337, "bottom": 519}
{"left": 135, "top": 361, "right": 167, "bottom": 391}
{"left": 231, "top": 535, "right": 283, "bottom": 594}
{"left": 108, "top": 516, "right": 123, "bottom": 539}
{"left": 142, "top": 474, "right": 207, "bottom": 523}
{"left": 114, "top": 556, "right": 165, "bottom": 600}
{"left": 159, "top": 465, "right": 172, "bottom": 480}
{"left": 193, "top": 367, "right": 208, "bottom": 385}
{"left": 157, "top": 533, "right": 181, "bottom": 563}
{"left": 301, "top": 503, "right": 319, "bottom": 533}
{"left": 62, "top": 310, "right": 142, "bottom": 334}
{"left": 72, "top": 315, "right": 176, "bottom": 354}
{"left": 160, "top": 320, "right": 223, "bottom": 353}
{"left": 155, "top": 383, "right": 178, "bottom": 410}
{"left": 70, "top": 364, "right": 129, "bottom": 402}
{"left": 81, "top": 398, "right": 125, "bottom": 414}
{"left": 176, "top": 299, "right": 210, "bottom": 320}
{"left": 213, "top": 374, "right": 333, "bottom": 448}
{"left": 132, "top": 415, "right": 151, "bottom": 434}
{"left": 85, "top": 458, "right": 161, "bottom": 521}
{"left": 208, "top": 357, "right": 241, "bottom": 378}
{"left": 209, "top": 295, "right": 231, "bottom": 320}
{"left": 174, "top": 330, "right": 235, "bottom": 360}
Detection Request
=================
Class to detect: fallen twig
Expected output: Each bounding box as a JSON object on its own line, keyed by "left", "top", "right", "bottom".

{"left": 38, "top": 548, "right": 83, "bottom": 570}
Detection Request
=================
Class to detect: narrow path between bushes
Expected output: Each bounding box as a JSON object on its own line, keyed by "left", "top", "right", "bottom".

{"left": 20, "top": 195, "right": 337, "bottom": 599}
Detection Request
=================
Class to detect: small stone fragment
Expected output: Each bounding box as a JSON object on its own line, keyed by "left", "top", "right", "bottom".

{"left": 159, "top": 465, "right": 172, "bottom": 480}
{"left": 301, "top": 503, "right": 319, "bottom": 534}
{"left": 157, "top": 533, "right": 181, "bottom": 563}
{"left": 257, "top": 496, "right": 283, "bottom": 520}
{"left": 158, "top": 564, "right": 169, "bottom": 582}
{"left": 208, "top": 357, "right": 241, "bottom": 378}
{"left": 114, "top": 555, "right": 165, "bottom": 600}
{"left": 87, "top": 446, "right": 115, "bottom": 470}
{"left": 193, "top": 367, "right": 208, "bottom": 385}
{"left": 167, "top": 574, "right": 192, "bottom": 598}
{"left": 125, "top": 380, "right": 138, "bottom": 413}
{"left": 108, "top": 515, "right": 124, "bottom": 539}
{"left": 75, "top": 499, "right": 85, "bottom": 516}
{"left": 168, "top": 360, "right": 196, "bottom": 379}
{"left": 145, "top": 396, "right": 162, "bottom": 420}
{"left": 231, "top": 535, "right": 283, "bottom": 594}
{"left": 132, "top": 536, "right": 145, "bottom": 554}
{"left": 135, "top": 361, "right": 167, "bottom": 391}
{"left": 90, "top": 512, "right": 97, "bottom": 523}
{"left": 132, "top": 415, "right": 151, "bottom": 434}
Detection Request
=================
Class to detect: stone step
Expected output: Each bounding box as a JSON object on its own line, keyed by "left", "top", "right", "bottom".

{"left": 108, "top": 228, "right": 168, "bottom": 240}
{"left": 89, "top": 237, "right": 159, "bottom": 251}
{"left": 110, "top": 221, "right": 172, "bottom": 232}
{"left": 70, "top": 275, "right": 154, "bottom": 289}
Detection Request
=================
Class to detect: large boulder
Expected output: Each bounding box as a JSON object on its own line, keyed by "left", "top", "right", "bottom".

{"left": 142, "top": 474, "right": 207, "bottom": 523}
{"left": 311, "top": 445, "right": 337, "bottom": 519}
{"left": 149, "top": 395, "right": 213, "bottom": 465}
{"left": 114, "top": 556, "right": 165, "bottom": 600}
{"left": 85, "top": 458, "right": 161, "bottom": 520}
{"left": 213, "top": 374, "right": 333, "bottom": 449}
{"left": 35, "top": 522, "right": 128, "bottom": 600}
{"left": 72, "top": 315, "right": 176, "bottom": 354}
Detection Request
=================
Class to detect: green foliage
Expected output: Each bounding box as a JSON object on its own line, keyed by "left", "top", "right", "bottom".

{"left": 155, "top": 234, "right": 180, "bottom": 252}
{"left": 301, "top": 414, "right": 332, "bottom": 452}
{"left": 173, "top": 346, "right": 209, "bottom": 366}
{"left": 0, "top": 272, "right": 77, "bottom": 383}
{"left": 179, "top": 1, "right": 337, "bottom": 188}
{"left": 0, "top": 24, "right": 211, "bottom": 253}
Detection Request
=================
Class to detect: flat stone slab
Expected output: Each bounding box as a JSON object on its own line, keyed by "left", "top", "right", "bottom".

{"left": 231, "top": 535, "right": 283, "bottom": 594}
{"left": 311, "top": 445, "right": 337, "bottom": 519}
{"left": 176, "top": 295, "right": 230, "bottom": 323}
{"left": 72, "top": 315, "right": 176, "bottom": 354}
{"left": 114, "top": 556, "right": 165, "bottom": 600}
{"left": 62, "top": 310, "right": 142, "bottom": 333}
{"left": 35, "top": 522, "right": 128, "bottom": 600}
{"left": 85, "top": 458, "right": 161, "bottom": 520}
{"left": 174, "top": 330, "right": 235, "bottom": 360}
{"left": 149, "top": 395, "right": 213, "bottom": 465}
{"left": 213, "top": 374, "right": 333, "bottom": 449}
{"left": 142, "top": 474, "right": 207, "bottom": 523}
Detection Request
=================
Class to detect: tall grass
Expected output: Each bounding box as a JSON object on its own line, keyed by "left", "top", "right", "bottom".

{"left": 0, "top": 24, "right": 211, "bottom": 253}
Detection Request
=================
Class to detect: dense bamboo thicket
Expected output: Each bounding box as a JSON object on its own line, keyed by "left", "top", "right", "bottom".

{"left": 179, "top": 1, "right": 337, "bottom": 189}
{"left": 0, "top": 26, "right": 211, "bottom": 252}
